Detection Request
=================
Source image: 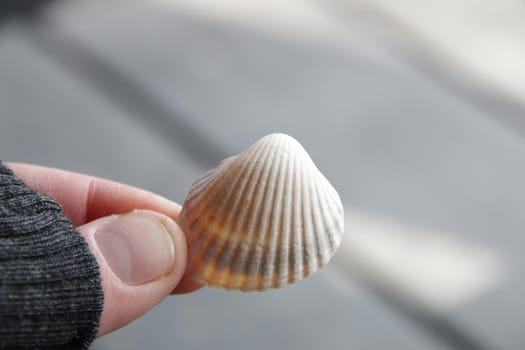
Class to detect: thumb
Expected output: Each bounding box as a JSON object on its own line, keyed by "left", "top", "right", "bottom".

{"left": 77, "top": 209, "right": 187, "bottom": 337}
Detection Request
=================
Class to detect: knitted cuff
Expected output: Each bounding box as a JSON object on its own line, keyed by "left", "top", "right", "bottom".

{"left": 0, "top": 161, "right": 103, "bottom": 349}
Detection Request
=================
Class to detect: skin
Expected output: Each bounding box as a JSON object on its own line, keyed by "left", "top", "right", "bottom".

{"left": 8, "top": 163, "right": 203, "bottom": 337}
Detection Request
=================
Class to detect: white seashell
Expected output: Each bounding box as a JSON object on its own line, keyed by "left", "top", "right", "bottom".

{"left": 177, "top": 133, "right": 344, "bottom": 291}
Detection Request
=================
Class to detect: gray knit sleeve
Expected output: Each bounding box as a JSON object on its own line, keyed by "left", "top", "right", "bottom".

{"left": 0, "top": 161, "right": 103, "bottom": 349}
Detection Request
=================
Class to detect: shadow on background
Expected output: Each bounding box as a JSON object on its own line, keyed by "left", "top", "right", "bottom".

{"left": 0, "top": 0, "right": 59, "bottom": 22}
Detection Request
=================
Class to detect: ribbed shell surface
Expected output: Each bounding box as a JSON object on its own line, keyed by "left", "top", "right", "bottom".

{"left": 177, "top": 133, "right": 344, "bottom": 291}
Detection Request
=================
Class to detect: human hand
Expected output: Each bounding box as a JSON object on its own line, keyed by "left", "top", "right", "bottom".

{"left": 8, "top": 163, "right": 202, "bottom": 338}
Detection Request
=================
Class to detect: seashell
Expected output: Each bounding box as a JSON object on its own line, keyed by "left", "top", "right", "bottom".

{"left": 177, "top": 133, "right": 344, "bottom": 291}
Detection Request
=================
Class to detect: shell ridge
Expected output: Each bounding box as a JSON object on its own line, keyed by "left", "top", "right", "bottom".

{"left": 307, "top": 170, "right": 327, "bottom": 266}
{"left": 187, "top": 139, "right": 270, "bottom": 223}
{"left": 315, "top": 172, "right": 344, "bottom": 235}
{"left": 258, "top": 138, "right": 287, "bottom": 288}
{"left": 186, "top": 142, "right": 267, "bottom": 280}
{"left": 261, "top": 141, "right": 286, "bottom": 287}
{"left": 273, "top": 140, "right": 295, "bottom": 288}
{"left": 222, "top": 139, "right": 276, "bottom": 288}
{"left": 185, "top": 156, "right": 235, "bottom": 204}
{"left": 249, "top": 135, "right": 287, "bottom": 290}
{"left": 235, "top": 139, "right": 282, "bottom": 289}
{"left": 283, "top": 142, "right": 298, "bottom": 285}
{"left": 201, "top": 139, "right": 272, "bottom": 283}
{"left": 289, "top": 147, "right": 304, "bottom": 284}
{"left": 301, "top": 157, "right": 316, "bottom": 278}
{"left": 216, "top": 140, "right": 268, "bottom": 228}
{"left": 317, "top": 173, "right": 344, "bottom": 248}
{"left": 181, "top": 157, "right": 234, "bottom": 230}
{"left": 315, "top": 173, "right": 341, "bottom": 263}
{"left": 316, "top": 173, "right": 335, "bottom": 264}
{"left": 210, "top": 139, "right": 273, "bottom": 285}
{"left": 210, "top": 172, "right": 263, "bottom": 283}
{"left": 212, "top": 141, "right": 268, "bottom": 246}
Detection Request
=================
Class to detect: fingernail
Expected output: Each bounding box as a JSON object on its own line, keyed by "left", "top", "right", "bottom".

{"left": 94, "top": 211, "right": 176, "bottom": 285}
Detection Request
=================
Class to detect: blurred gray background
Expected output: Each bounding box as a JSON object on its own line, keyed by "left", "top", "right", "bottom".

{"left": 1, "top": 1, "right": 525, "bottom": 349}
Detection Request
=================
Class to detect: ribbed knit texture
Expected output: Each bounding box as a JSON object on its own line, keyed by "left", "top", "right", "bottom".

{"left": 0, "top": 161, "right": 103, "bottom": 349}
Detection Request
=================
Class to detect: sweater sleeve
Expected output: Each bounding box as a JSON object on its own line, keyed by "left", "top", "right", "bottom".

{"left": 0, "top": 161, "right": 103, "bottom": 349}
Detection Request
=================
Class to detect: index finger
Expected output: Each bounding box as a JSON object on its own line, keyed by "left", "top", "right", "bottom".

{"left": 8, "top": 163, "right": 181, "bottom": 227}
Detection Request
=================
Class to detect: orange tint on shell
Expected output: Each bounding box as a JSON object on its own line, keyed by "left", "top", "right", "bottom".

{"left": 177, "top": 134, "right": 344, "bottom": 291}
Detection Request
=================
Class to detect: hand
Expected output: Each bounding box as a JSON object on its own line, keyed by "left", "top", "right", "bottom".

{"left": 8, "top": 163, "right": 202, "bottom": 337}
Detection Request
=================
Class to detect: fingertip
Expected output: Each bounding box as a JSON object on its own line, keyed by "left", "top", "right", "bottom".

{"left": 77, "top": 210, "right": 188, "bottom": 337}
{"left": 171, "top": 275, "right": 205, "bottom": 295}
